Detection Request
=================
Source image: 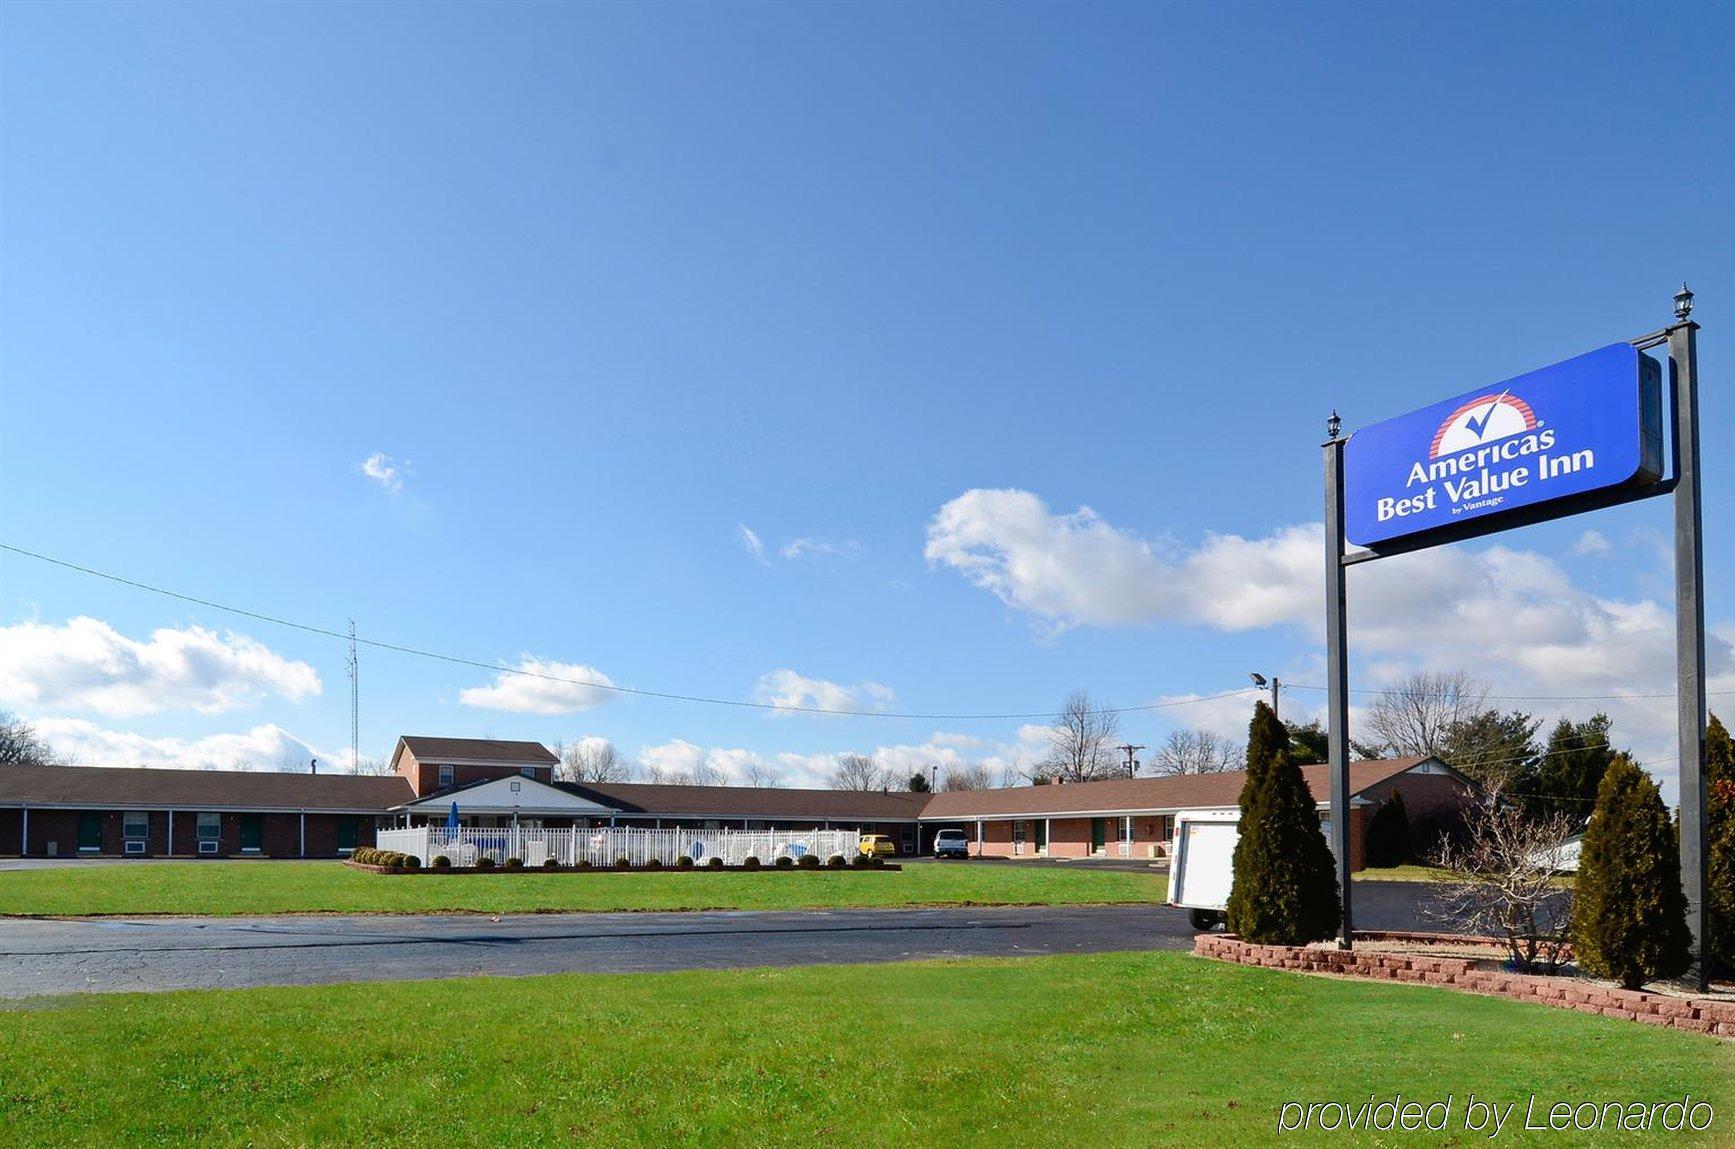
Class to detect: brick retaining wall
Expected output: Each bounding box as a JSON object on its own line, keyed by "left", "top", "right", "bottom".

{"left": 1195, "top": 933, "right": 1733, "bottom": 1039}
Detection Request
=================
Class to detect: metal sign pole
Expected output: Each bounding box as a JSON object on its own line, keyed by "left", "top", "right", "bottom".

{"left": 1324, "top": 419, "right": 1353, "bottom": 949}
{"left": 1669, "top": 302, "right": 1709, "bottom": 993}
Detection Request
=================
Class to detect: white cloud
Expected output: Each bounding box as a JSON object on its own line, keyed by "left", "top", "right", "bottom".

{"left": 737, "top": 524, "right": 769, "bottom": 566}
{"left": 926, "top": 487, "right": 1734, "bottom": 797}
{"left": 357, "top": 452, "right": 409, "bottom": 493}
{"left": 780, "top": 538, "right": 862, "bottom": 561}
{"left": 34, "top": 718, "right": 332, "bottom": 772}
{"left": 1571, "top": 529, "right": 1612, "bottom": 557}
{"left": 458, "top": 658, "right": 615, "bottom": 715}
{"left": 0, "top": 617, "right": 321, "bottom": 718}
{"left": 752, "top": 669, "right": 896, "bottom": 716}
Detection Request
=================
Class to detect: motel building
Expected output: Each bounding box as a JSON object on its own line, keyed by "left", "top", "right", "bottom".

{"left": 0, "top": 736, "right": 1474, "bottom": 870}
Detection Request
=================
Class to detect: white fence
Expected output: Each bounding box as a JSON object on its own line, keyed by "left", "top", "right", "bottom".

{"left": 374, "top": 826, "right": 862, "bottom": 868}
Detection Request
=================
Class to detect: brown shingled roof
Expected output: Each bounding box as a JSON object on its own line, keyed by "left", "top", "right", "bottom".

{"left": 396, "top": 736, "right": 558, "bottom": 765}
{"left": 570, "top": 781, "right": 928, "bottom": 822}
{"left": 916, "top": 758, "right": 1433, "bottom": 819}
{"left": 0, "top": 763, "right": 415, "bottom": 812}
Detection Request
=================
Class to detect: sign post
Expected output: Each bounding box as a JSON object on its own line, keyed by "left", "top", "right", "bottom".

{"left": 1324, "top": 288, "right": 1709, "bottom": 988}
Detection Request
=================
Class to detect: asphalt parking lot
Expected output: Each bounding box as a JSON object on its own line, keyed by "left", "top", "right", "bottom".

{"left": 0, "top": 880, "right": 1464, "bottom": 999}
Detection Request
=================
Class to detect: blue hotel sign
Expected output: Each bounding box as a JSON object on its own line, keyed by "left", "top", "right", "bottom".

{"left": 1344, "top": 342, "right": 1665, "bottom": 550}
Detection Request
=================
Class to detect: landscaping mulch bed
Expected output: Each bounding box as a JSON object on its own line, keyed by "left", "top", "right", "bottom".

{"left": 1196, "top": 931, "right": 1735, "bottom": 1039}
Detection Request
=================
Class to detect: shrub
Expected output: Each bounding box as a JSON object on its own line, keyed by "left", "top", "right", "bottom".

{"left": 403, "top": 855, "right": 421, "bottom": 869}
{"left": 1225, "top": 700, "right": 1340, "bottom": 945}
{"left": 614, "top": 856, "right": 633, "bottom": 870}
{"left": 1364, "top": 791, "right": 1411, "bottom": 868}
{"left": 1571, "top": 754, "right": 1691, "bottom": 990}
{"left": 503, "top": 857, "right": 524, "bottom": 870}
{"left": 869, "top": 856, "right": 886, "bottom": 869}
{"left": 644, "top": 858, "right": 664, "bottom": 870}
{"left": 827, "top": 854, "right": 846, "bottom": 868}
{"left": 850, "top": 854, "right": 870, "bottom": 868}
{"left": 474, "top": 856, "right": 496, "bottom": 870}
{"left": 676, "top": 855, "right": 696, "bottom": 870}
{"left": 575, "top": 859, "right": 593, "bottom": 871}
{"left": 798, "top": 854, "right": 821, "bottom": 869}
{"left": 431, "top": 855, "right": 451, "bottom": 869}
{"left": 542, "top": 856, "right": 560, "bottom": 869}
{"left": 352, "top": 847, "right": 377, "bottom": 866}
{"left": 706, "top": 856, "right": 725, "bottom": 869}
{"left": 742, "top": 856, "right": 762, "bottom": 871}
{"left": 1708, "top": 713, "right": 1734, "bottom": 977}
{"left": 775, "top": 855, "right": 794, "bottom": 869}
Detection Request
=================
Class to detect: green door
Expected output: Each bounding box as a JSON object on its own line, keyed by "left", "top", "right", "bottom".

{"left": 239, "top": 814, "right": 264, "bottom": 852}
{"left": 1035, "top": 820, "right": 1048, "bottom": 852}
{"left": 337, "top": 816, "right": 358, "bottom": 852}
{"left": 78, "top": 812, "right": 103, "bottom": 852}
{"left": 1090, "top": 817, "right": 1106, "bottom": 853}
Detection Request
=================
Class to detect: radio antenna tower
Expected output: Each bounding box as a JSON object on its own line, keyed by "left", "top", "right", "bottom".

{"left": 346, "top": 619, "right": 359, "bottom": 774}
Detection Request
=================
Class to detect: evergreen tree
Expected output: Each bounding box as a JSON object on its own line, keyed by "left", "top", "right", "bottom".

{"left": 906, "top": 771, "right": 931, "bottom": 793}
{"left": 1226, "top": 701, "right": 1341, "bottom": 944}
{"left": 1529, "top": 714, "right": 1615, "bottom": 826}
{"left": 1438, "top": 709, "right": 1541, "bottom": 789}
{"left": 1570, "top": 754, "right": 1691, "bottom": 990}
{"left": 1364, "top": 790, "right": 1411, "bottom": 868}
{"left": 1707, "top": 713, "right": 1733, "bottom": 975}
{"left": 1284, "top": 720, "right": 1329, "bottom": 765}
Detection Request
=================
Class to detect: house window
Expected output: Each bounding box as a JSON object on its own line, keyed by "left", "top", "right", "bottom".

{"left": 438, "top": 764, "right": 454, "bottom": 786}
{"left": 123, "top": 811, "right": 149, "bottom": 839}
{"left": 521, "top": 767, "right": 535, "bottom": 778}
{"left": 197, "top": 812, "right": 221, "bottom": 840}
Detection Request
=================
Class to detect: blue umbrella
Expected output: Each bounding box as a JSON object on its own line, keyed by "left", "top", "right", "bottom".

{"left": 447, "top": 802, "right": 460, "bottom": 832}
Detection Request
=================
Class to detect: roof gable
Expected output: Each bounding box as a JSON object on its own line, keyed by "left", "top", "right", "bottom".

{"left": 391, "top": 736, "right": 559, "bottom": 771}
{"left": 399, "top": 774, "right": 616, "bottom": 815}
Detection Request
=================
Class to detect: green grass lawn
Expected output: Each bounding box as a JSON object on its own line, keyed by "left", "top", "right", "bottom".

{"left": 1, "top": 951, "right": 1726, "bottom": 1147}
{"left": 0, "top": 860, "right": 1168, "bottom": 917}
{"left": 1356, "top": 863, "right": 1576, "bottom": 889}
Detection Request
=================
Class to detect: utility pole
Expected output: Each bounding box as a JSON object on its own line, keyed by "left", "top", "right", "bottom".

{"left": 1115, "top": 744, "right": 1145, "bottom": 778}
{"left": 347, "top": 619, "right": 359, "bottom": 775}
{"left": 1249, "top": 673, "right": 1281, "bottom": 719}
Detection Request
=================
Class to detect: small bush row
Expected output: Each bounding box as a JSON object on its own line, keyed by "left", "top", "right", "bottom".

{"left": 350, "top": 847, "right": 420, "bottom": 869}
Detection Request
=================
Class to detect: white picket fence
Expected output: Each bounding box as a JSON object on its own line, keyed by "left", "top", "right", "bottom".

{"left": 375, "top": 826, "right": 861, "bottom": 868}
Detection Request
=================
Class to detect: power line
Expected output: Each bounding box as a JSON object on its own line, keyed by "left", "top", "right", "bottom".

{"left": 1284, "top": 681, "right": 1734, "bottom": 703}
{"left": 0, "top": 541, "right": 1259, "bottom": 720}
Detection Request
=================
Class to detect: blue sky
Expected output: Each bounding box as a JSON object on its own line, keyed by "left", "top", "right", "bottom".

{"left": 2, "top": 2, "right": 1730, "bottom": 793}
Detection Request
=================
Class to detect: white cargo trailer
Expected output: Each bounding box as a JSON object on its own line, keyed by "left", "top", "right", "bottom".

{"left": 1167, "top": 808, "right": 1240, "bottom": 931}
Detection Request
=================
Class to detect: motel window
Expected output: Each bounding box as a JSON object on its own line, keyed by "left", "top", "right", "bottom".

{"left": 521, "top": 767, "right": 535, "bottom": 778}
{"left": 197, "top": 812, "right": 221, "bottom": 841}
{"left": 438, "top": 764, "right": 454, "bottom": 786}
{"left": 123, "top": 811, "right": 149, "bottom": 839}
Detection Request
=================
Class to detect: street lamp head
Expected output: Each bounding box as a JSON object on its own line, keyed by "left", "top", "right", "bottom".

{"left": 1249, "top": 672, "right": 1268, "bottom": 687}
{"left": 1327, "top": 410, "right": 1342, "bottom": 440}
{"left": 1675, "top": 282, "right": 1694, "bottom": 321}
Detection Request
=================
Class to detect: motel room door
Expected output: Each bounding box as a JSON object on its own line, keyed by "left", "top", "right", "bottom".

{"left": 239, "top": 814, "right": 264, "bottom": 853}
{"left": 1090, "top": 818, "right": 1106, "bottom": 855}
{"left": 77, "top": 812, "right": 102, "bottom": 852}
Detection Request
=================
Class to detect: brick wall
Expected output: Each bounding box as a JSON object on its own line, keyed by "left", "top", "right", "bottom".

{"left": 0, "top": 809, "right": 378, "bottom": 858}
{"left": 398, "top": 752, "right": 552, "bottom": 796}
{"left": 1195, "top": 933, "right": 1734, "bottom": 1039}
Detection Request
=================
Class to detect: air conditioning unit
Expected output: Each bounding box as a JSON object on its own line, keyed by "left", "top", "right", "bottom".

{"left": 198, "top": 840, "right": 219, "bottom": 855}
{"left": 124, "top": 840, "right": 146, "bottom": 856}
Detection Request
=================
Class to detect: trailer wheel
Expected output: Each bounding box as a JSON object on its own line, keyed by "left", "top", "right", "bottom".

{"left": 1188, "top": 908, "right": 1223, "bottom": 931}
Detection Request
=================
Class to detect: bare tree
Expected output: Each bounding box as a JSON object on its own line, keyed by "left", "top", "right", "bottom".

{"left": 941, "top": 762, "right": 998, "bottom": 791}
{"left": 829, "top": 753, "right": 886, "bottom": 791}
{"left": 555, "top": 737, "right": 629, "bottom": 784}
{"left": 1428, "top": 786, "right": 1577, "bottom": 973}
{"left": 739, "top": 760, "right": 786, "bottom": 788}
{"left": 1149, "top": 730, "right": 1241, "bottom": 776}
{"left": 644, "top": 759, "right": 727, "bottom": 786}
{"left": 1353, "top": 671, "right": 1489, "bottom": 759}
{"left": 0, "top": 711, "right": 56, "bottom": 767}
{"left": 350, "top": 755, "right": 394, "bottom": 776}
{"left": 1038, "top": 691, "right": 1120, "bottom": 782}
